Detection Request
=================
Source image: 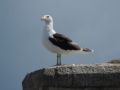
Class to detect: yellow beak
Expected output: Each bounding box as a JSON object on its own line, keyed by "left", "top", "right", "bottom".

{"left": 41, "top": 17, "right": 44, "bottom": 20}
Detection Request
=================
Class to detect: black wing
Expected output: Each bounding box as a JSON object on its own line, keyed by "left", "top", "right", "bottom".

{"left": 53, "top": 33, "right": 72, "bottom": 42}
{"left": 49, "top": 33, "right": 80, "bottom": 50}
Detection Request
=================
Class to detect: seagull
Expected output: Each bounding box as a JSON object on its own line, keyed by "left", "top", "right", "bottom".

{"left": 41, "top": 15, "right": 93, "bottom": 65}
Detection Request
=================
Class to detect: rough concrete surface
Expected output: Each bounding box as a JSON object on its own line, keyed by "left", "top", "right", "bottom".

{"left": 22, "top": 64, "right": 120, "bottom": 90}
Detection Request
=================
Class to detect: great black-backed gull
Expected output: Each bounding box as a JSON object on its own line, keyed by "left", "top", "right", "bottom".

{"left": 41, "top": 15, "right": 93, "bottom": 65}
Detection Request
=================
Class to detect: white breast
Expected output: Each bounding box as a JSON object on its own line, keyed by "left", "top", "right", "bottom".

{"left": 42, "top": 28, "right": 64, "bottom": 54}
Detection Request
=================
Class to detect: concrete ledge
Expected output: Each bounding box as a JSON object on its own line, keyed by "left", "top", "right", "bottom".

{"left": 22, "top": 64, "right": 120, "bottom": 90}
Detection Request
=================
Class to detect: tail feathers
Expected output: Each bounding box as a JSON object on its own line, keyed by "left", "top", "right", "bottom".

{"left": 81, "top": 48, "right": 94, "bottom": 53}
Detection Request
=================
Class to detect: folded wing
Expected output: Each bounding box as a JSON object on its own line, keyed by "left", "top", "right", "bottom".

{"left": 49, "top": 33, "right": 81, "bottom": 50}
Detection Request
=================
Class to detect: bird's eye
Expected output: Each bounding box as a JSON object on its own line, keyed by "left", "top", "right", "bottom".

{"left": 46, "top": 16, "right": 49, "bottom": 18}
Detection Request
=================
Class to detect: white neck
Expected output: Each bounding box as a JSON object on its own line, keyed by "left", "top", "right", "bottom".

{"left": 45, "top": 22, "right": 53, "bottom": 30}
{"left": 44, "top": 22, "right": 56, "bottom": 35}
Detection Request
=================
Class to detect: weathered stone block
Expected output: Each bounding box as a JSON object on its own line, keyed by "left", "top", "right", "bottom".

{"left": 22, "top": 64, "right": 120, "bottom": 90}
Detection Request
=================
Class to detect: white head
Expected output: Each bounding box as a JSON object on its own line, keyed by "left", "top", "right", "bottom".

{"left": 41, "top": 15, "right": 55, "bottom": 34}
{"left": 41, "top": 15, "right": 53, "bottom": 24}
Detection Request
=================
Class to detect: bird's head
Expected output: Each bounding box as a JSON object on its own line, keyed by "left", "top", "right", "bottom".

{"left": 41, "top": 15, "right": 53, "bottom": 24}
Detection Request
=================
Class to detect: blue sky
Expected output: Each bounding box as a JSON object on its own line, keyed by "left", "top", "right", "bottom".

{"left": 0, "top": 0, "right": 120, "bottom": 89}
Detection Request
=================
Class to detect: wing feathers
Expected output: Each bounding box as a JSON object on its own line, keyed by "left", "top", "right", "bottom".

{"left": 49, "top": 33, "right": 80, "bottom": 50}
{"left": 53, "top": 33, "right": 72, "bottom": 42}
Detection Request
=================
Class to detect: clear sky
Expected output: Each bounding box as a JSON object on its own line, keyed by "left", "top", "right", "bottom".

{"left": 0, "top": 0, "right": 120, "bottom": 89}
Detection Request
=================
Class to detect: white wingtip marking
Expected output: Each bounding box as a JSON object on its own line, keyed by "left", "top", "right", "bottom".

{"left": 91, "top": 49, "right": 94, "bottom": 53}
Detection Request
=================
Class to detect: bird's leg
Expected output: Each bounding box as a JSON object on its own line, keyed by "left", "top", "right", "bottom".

{"left": 57, "top": 54, "right": 61, "bottom": 65}
{"left": 59, "top": 54, "right": 61, "bottom": 65}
